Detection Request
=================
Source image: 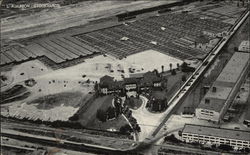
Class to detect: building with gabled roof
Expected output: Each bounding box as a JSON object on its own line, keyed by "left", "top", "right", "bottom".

{"left": 99, "top": 75, "right": 123, "bottom": 95}
{"left": 99, "top": 71, "right": 163, "bottom": 94}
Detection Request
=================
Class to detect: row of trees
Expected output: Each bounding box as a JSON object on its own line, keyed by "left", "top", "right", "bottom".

{"left": 123, "top": 107, "right": 141, "bottom": 134}
{"left": 96, "top": 96, "right": 141, "bottom": 134}
{"left": 96, "top": 106, "right": 118, "bottom": 122}
{"left": 161, "top": 63, "right": 180, "bottom": 73}
{"left": 146, "top": 98, "right": 168, "bottom": 112}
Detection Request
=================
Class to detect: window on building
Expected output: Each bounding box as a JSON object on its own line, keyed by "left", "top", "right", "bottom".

{"left": 205, "top": 99, "right": 210, "bottom": 104}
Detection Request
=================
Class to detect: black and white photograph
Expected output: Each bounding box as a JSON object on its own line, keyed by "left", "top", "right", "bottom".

{"left": 0, "top": 0, "right": 249, "bottom": 154}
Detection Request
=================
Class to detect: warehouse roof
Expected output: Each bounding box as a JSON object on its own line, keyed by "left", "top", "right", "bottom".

{"left": 197, "top": 86, "right": 232, "bottom": 112}
{"left": 205, "top": 86, "right": 232, "bottom": 100}
{"left": 182, "top": 124, "right": 250, "bottom": 141}
{"left": 216, "top": 52, "right": 249, "bottom": 84}
{"left": 197, "top": 98, "right": 225, "bottom": 112}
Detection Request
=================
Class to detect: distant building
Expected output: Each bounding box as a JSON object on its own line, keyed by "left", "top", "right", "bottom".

{"left": 99, "top": 75, "right": 122, "bottom": 94}
{"left": 182, "top": 124, "right": 250, "bottom": 149}
{"left": 140, "top": 71, "right": 162, "bottom": 88}
{"left": 124, "top": 77, "right": 140, "bottom": 91}
{"left": 196, "top": 52, "right": 250, "bottom": 123}
{"left": 99, "top": 71, "right": 162, "bottom": 94}
{"left": 238, "top": 41, "right": 249, "bottom": 53}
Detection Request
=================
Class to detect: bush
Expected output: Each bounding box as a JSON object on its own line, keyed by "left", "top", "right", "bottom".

{"left": 96, "top": 109, "right": 107, "bottom": 122}
{"left": 69, "top": 113, "right": 79, "bottom": 121}
{"left": 181, "top": 62, "right": 195, "bottom": 72}
{"left": 164, "top": 134, "right": 181, "bottom": 143}
{"left": 106, "top": 106, "right": 116, "bottom": 119}
{"left": 171, "top": 69, "right": 177, "bottom": 75}
{"left": 218, "top": 144, "right": 233, "bottom": 151}
{"left": 120, "top": 124, "right": 133, "bottom": 134}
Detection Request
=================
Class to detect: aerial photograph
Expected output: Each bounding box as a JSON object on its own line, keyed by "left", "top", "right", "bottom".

{"left": 0, "top": 0, "right": 249, "bottom": 154}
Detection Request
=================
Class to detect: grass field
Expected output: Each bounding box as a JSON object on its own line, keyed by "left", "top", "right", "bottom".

{"left": 78, "top": 95, "right": 113, "bottom": 126}
{"left": 27, "top": 91, "right": 86, "bottom": 109}
{"left": 125, "top": 97, "right": 142, "bottom": 110}
{"left": 78, "top": 95, "right": 129, "bottom": 131}
{"left": 88, "top": 115, "right": 128, "bottom": 131}
{"left": 164, "top": 71, "right": 190, "bottom": 101}
{"left": 1, "top": 91, "right": 91, "bottom": 122}
{"left": 124, "top": 50, "right": 183, "bottom": 74}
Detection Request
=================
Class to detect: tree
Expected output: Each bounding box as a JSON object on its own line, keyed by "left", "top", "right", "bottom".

{"left": 177, "top": 63, "right": 180, "bottom": 70}
{"left": 171, "top": 69, "right": 176, "bottom": 75}
{"left": 135, "top": 124, "right": 141, "bottom": 132}
{"left": 152, "top": 100, "right": 160, "bottom": 111}
{"left": 181, "top": 62, "right": 195, "bottom": 72}
{"left": 94, "top": 81, "right": 99, "bottom": 92}
{"left": 181, "top": 62, "right": 188, "bottom": 68}
{"left": 120, "top": 124, "right": 133, "bottom": 134}
{"left": 169, "top": 63, "right": 173, "bottom": 71}
{"left": 96, "top": 109, "right": 106, "bottom": 122}
{"left": 161, "top": 100, "right": 165, "bottom": 111}
{"left": 164, "top": 134, "right": 180, "bottom": 143}
{"left": 218, "top": 144, "right": 233, "bottom": 151}
{"left": 153, "top": 69, "right": 159, "bottom": 77}
{"left": 69, "top": 113, "right": 79, "bottom": 121}
{"left": 182, "top": 75, "right": 187, "bottom": 82}
{"left": 164, "top": 98, "right": 168, "bottom": 108}
{"left": 107, "top": 106, "right": 116, "bottom": 119}
{"left": 243, "top": 147, "right": 250, "bottom": 153}
{"left": 161, "top": 65, "right": 164, "bottom": 73}
{"left": 86, "top": 79, "right": 90, "bottom": 83}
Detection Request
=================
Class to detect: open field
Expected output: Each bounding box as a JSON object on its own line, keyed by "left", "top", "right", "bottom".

{"left": 123, "top": 50, "right": 183, "bottom": 73}
{"left": 1, "top": 1, "right": 177, "bottom": 40}
{"left": 77, "top": 95, "right": 129, "bottom": 132}
{"left": 88, "top": 115, "right": 128, "bottom": 132}
{"left": 125, "top": 97, "right": 143, "bottom": 110}
{"left": 0, "top": 58, "right": 95, "bottom": 122}
{"left": 1, "top": 91, "right": 92, "bottom": 122}
{"left": 78, "top": 95, "right": 114, "bottom": 126}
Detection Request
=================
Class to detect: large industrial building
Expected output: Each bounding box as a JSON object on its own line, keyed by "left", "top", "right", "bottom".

{"left": 196, "top": 52, "right": 250, "bottom": 123}
{"left": 182, "top": 124, "right": 250, "bottom": 149}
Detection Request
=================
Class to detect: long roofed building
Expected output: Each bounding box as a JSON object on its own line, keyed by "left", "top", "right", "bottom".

{"left": 196, "top": 52, "right": 250, "bottom": 123}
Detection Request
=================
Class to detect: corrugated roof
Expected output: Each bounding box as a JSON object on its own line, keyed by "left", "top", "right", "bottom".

{"left": 216, "top": 52, "right": 249, "bottom": 84}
